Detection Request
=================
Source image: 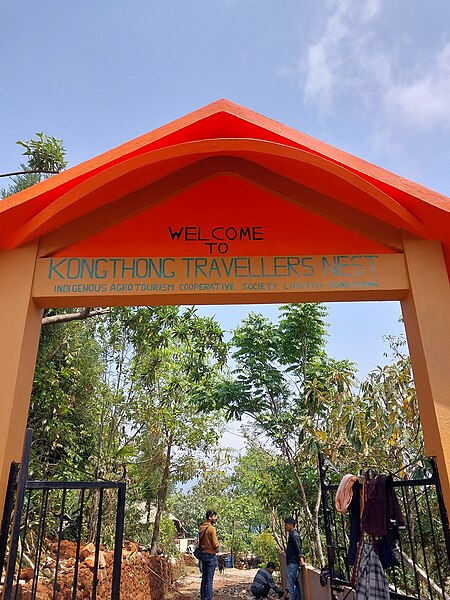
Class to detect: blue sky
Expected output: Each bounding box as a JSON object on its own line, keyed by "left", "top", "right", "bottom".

{"left": 2, "top": 1, "right": 449, "bottom": 441}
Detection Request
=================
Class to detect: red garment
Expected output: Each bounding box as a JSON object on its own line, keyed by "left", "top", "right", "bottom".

{"left": 361, "top": 475, "right": 404, "bottom": 537}
{"left": 362, "top": 475, "right": 387, "bottom": 536}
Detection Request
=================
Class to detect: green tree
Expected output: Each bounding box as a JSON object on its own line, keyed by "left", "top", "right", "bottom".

{"left": 251, "top": 531, "right": 280, "bottom": 567}
{"left": 1, "top": 132, "right": 67, "bottom": 198}
{"left": 94, "top": 306, "right": 228, "bottom": 552}
{"left": 351, "top": 334, "right": 423, "bottom": 470}
{"left": 198, "top": 304, "right": 357, "bottom": 566}
{"left": 29, "top": 316, "right": 104, "bottom": 479}
{"left": 17, "top": 133, "right": 67, "bottom": 175}
{"left": 169, "top": 448, "right": 234, "bottom": 537}
{"left": 170, "top": 445, "right": 273, "bottom": 558}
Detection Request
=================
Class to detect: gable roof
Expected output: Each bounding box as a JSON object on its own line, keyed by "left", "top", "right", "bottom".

{"left": 1, "top": 99, "right": 450, "bottom": 273}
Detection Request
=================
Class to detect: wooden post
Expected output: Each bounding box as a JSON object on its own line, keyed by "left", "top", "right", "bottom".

{"left": 401, "top": 234, "right": 450, "bottom": 511}
{"left": 0, "top": 242, "right": 42, "bottom": 512}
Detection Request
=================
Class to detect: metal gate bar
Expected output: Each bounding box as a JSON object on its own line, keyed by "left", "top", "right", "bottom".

{"left": 0, "top": 430, "right": 126, "bottom": 600}
{"left": 0, "top": 463, "right": 19, "bottom": 577}
{"left": 319, "top": 453, "right": 450, "bottom": 600}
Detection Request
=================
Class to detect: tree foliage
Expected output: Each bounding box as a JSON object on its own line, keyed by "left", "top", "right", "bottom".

{"left": 197, "top": 304, "right": 424, "bottom": 566}
{"left": 29, "top": 317, "right": 104, "bottom": 480}
{"left": 28, "top": 297, "right": 424, "bottom": 564}
{"left": 28, "top": 305, "right": 229, "bottom": 550}
{"left": 91, "top": 306, "right": 227, "bottom": 551}
{"left": 17, "top": 133, "right": 67, "bottom": 175}
{"left": 170, "top": 446, "right": 273, "bottom": 559}
{"left": 1, "top": 132, "right": 67, "bottom": 198}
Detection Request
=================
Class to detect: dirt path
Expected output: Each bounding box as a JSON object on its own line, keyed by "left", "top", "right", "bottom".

{"left": 174, "top": 567, "right": 258, "bottom": 600}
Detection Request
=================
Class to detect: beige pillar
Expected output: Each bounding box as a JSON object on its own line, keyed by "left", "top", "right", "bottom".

{"left": 0, "top": 241, "right": 42, "bottom": 512}
{"left": 401, "top": 235, "right": 450, "bottom": 510}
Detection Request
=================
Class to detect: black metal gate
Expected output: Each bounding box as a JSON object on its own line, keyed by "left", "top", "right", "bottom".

{"left": 0, "top": 429, "right": 126, "bottom": 600}
{"left": 319, "top": 453, "right": 450, "bottom": 600}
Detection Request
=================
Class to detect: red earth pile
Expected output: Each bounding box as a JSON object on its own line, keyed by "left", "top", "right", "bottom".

{"left": 5, "top": 540, "right": 181, "bottom": 600}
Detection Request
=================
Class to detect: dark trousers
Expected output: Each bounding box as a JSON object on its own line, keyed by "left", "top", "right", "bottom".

{"left": 251, "top": 584, "right": 271, "bottom": 599}
{"left": 200, "top": 552, "right": 217, "bottom": 600}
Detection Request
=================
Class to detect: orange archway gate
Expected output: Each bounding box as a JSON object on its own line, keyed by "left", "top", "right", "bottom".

{"left": 1, "top": 99, "right": 450, "bottom": 513}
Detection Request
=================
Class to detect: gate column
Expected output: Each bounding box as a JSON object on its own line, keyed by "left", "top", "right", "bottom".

{"left": 0, "top": 241, "right": 42, "bottom": 512}
{"left": 401, "top": 234, "right": 450, "bottom": 511}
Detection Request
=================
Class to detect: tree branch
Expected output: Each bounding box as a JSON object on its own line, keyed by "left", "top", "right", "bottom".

{"left": 0, "top": 170, "right": 60, "bottom": 178}
{"left": 41, "top": 307, "right": 110, "bottom": 326}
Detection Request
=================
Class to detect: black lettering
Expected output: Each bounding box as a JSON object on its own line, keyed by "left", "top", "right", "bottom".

{"left": 212, "top": 227, "right": 224, "bottom": 240}
{"left": 253, "top": 226, "right": 264, "bottom": 240}
{"left": 168, "top": 226, "right": 184, "bottom": 240}
{"left": 239, "top": 227, "right": 251, "bottom": 240}
{"left": 226, "top": 227, "right": 237, "bottom": 240}
{"left": 185, "top": 227, "right": 197, "bottom": 241}
{"left": 198, "top": 227, "right": 209, "bottom": 241}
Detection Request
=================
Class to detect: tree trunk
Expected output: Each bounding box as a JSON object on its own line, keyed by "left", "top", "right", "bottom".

{"left": 231, "top": 517, "right": 235, "bottom": 563}
{"left": 87, "top": 490, "right": 100, "bottom": 543}
{"left": 270, "top": 508, "right": 285, "bottom": 551}
{"left": 150, "top": 435, "right": 173, "bottom": 554}
{"left": 312, "top": 486, "right": 325, "bottom": 568}
{"left": 280, "top": 439, "right": 325, "bottom": 566}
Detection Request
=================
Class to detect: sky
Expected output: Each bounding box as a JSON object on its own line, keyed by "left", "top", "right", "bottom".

{"left": 2, "top": 0, "right": 449, "bottom": 447}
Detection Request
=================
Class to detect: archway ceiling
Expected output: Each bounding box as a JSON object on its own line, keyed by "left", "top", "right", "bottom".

{"left": 1, "top": 99, "right": 450, "bottom": 271}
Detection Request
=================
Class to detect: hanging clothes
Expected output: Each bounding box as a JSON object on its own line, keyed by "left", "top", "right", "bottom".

{"left": 361, "top": 475, "right": 388, "bottom": 536}
{"left": 361, "top": 474, "right": 405, "bottom": 537}
{"left": 335, "top": 474, "right": 361, "bottom": 514}
{"left": 386, "top": 474, "right": 405, "bottom": 537}
{"left": 346, "top": 480, "right": 362, "bottom": 566}
{"left": 355, "top": 543, "right": 390, "bottom": 600}
{"left": 375, "top": 535, "right": 398, "bottom": 569}
{"left": 333, "top": 464, "right": 405, "bottom": 592}
{"left": 351, "top": 473, "right": 369, "bottom": 586}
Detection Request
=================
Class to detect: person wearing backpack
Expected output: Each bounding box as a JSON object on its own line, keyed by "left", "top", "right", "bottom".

{"left": 251, "top": 562, "right": 284, "bottom": 599}
{"left": 198, "top": 510, "right": 220, "bottom": 600}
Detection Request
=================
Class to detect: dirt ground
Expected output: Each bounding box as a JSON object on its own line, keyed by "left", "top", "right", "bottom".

{"left": 173, "top": 567, "right": 258, "bottom": 600}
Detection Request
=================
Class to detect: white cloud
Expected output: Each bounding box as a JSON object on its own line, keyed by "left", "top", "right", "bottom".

{"left": 293, "top": 0, "right": 450, "bottom": 134}
{"left": 301, "top": 0, "right": 384, "bottom": 112}
{"left": 384, "top": 44, "right": 450, "bottom": 130}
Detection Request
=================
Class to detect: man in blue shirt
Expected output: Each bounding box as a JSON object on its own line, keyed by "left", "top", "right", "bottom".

{"left": 251, "top": 562, "right": 284, "bottom": 599}
{"left": 284, "top": 518, "right": 305, "bottom": 600}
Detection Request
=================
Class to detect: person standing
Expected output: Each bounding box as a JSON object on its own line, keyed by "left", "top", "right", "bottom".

{"left": 284, "top": 517, "right": 305, "bottom": 600}
{"left": 251, "top": 562, "right": 284, "bottom": 599}
{"left": 199, "top": 510, "right": 220, "bottom": 600}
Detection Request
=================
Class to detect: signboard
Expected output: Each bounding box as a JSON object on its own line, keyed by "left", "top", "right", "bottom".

{"left": 53, "top": 178, "right": 395, "bottom": 259}
{"left": 33, "top": 253, "right": 409, "bottom": 304}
